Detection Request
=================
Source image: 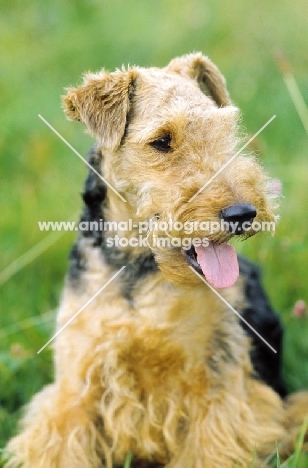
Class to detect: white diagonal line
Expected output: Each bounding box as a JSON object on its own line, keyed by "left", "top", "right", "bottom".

{"left": 38, "top": 114, "right": 127, "bottom": 203}
{"left": 0, "top": 309, "right": 55, "bottom": 339}
{"left": 0, "top": 211, "right": 80, "bottom": 288}
{"left": 189, "top": 266, "right": 277, "bottom": 353}
{"left": 0, "top": 230, "right": 65, "bottom": 288}
{"left": 37, "top": 266, "right": 126, "bottom": 354}
{"left": 283, "top": 74, "right": 308, "bottom": 134}
{"left": 189, "top": 115, "right": 276, "bottom": 202}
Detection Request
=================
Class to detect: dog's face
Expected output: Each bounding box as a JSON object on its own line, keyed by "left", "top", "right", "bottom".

{"left": 63, "top": 53, "right": 279, "bottom": 289}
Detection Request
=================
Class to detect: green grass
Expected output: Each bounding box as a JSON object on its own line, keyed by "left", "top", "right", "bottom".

{"left": 1, "top": 0, "right": 308, "bottom": 465}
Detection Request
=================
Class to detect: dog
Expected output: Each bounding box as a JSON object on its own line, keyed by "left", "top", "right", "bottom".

{"left": 5, "top": 53, "right": 307, "bottom": 467}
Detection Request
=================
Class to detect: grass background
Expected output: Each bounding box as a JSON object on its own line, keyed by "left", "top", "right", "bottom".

{"left": 1, "top": 0, "right": 308, "bottom": 465}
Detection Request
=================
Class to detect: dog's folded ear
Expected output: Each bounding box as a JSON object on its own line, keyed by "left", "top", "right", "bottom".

{"left": 62, "top": 69, "right": 138, "bottom": 150}
{"left": 166, "top": 52, "right": 231, "bottom": 107}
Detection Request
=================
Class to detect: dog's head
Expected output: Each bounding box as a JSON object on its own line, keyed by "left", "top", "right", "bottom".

{"left": 63, "top": 53, "right": 231, "bottom": 148}
{"left": 63, "top": 53, "right": 279, "bottom": 288}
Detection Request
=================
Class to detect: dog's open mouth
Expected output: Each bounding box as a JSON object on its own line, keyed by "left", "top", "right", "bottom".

{"left": 182, "top": 242, "right": 239, "bottom": 289}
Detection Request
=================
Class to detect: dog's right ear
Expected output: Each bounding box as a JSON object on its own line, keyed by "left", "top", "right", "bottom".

{"left": 166, "top": 53, "right": 231, "bottom": 107}
{"left": 62, "top": 69, "right": 138, "bottom": 150}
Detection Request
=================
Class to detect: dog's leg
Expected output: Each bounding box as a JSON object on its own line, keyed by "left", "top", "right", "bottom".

{"left": 5, "top": 286, "right": 113, "bottom": 468}
{"left": 279, "top": 391, "right": 308, "bottom": 458}
{"left": 4, "top": 381, "right": 109, "bottom": 468}
{"left": 163, "top": 377, "right": 288, "bottom": 468}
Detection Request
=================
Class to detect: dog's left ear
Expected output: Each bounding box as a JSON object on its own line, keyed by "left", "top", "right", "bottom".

{"left": 166, "top": 53, "right": 231, "bottom": 107}
{"left": 62, "top": 69, "right": 138, "bottom": 150}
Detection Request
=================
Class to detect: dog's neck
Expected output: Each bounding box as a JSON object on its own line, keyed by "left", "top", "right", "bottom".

{"left": 68, "top": 145, "right": 158, "bottom": 301}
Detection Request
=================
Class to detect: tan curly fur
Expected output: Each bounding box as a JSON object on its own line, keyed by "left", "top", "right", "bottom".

{"left": 5, "top": 53, "right": 308, "bottom": 468}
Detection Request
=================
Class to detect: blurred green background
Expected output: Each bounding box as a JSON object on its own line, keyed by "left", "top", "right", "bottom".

{"left": 1, "top": 0, "right": 308, "bottom": 461}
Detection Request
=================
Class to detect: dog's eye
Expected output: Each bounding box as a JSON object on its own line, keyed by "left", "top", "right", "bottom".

{"left": 150, "top": 136, "right": 172, "bottom": 152}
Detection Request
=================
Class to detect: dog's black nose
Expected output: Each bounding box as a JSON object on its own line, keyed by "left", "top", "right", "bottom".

{"left": 220, "top": 203, "right": 257, "bottom": 235}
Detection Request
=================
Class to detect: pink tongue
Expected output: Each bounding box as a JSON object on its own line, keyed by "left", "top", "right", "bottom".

{"left": 194, "top": 242, "right": 239, "bottom": 289}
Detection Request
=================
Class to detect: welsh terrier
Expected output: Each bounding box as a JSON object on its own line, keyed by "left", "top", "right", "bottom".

{"left": 5, "top": 53, "right": 308, "bottom": 468}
